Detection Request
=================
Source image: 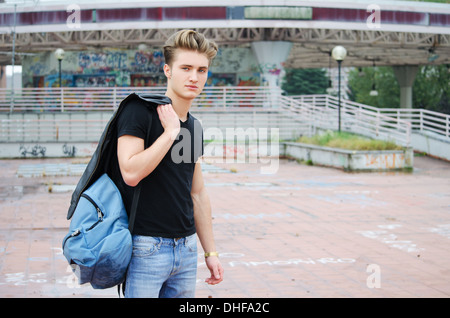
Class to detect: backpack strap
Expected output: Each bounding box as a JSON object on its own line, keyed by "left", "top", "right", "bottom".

{"left": 128, "top": 188, "right": 140, "bottom": 233}
{"left": 127, "top": 108, "right": 153, "bottom": 233}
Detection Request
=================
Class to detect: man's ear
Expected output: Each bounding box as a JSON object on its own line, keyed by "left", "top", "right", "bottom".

{"left": 164, "top": 64, "right": 172, "bottom": 79}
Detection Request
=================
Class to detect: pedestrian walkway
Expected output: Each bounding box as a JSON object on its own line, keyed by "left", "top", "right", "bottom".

{"left": 0, "top": 156, "right": 449, "bottom": 298}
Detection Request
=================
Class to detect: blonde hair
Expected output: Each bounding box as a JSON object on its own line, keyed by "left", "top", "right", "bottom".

{"left": 163, "top": 30, "right": 218, "bottom": 67}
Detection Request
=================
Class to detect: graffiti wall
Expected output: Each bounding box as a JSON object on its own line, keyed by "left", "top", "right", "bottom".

{"left": 22, "top": 48, "right": 165, "bottom": 88}
{"left": 22, "top": 47, "right": 261, "bottom": 88}
{"left": 210, "top": 47, "right": 260, "bottom": 86}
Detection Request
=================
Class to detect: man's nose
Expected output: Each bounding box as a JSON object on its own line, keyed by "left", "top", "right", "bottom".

{"left": 189, "top": 71, "right": 198, "bottom": 82}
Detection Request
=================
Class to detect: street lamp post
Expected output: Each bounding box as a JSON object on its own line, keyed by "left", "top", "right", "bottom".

{"left": 54, "top": 48, "right": 65, "bottom": 88}
{"left": 331, "top": 45, "right": 347, "bottom": 132}
{"left": 369, "top": 60, "right": 378, "bottom": 96}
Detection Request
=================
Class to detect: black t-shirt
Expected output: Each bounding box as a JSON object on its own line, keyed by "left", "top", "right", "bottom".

{"left": 112, "top": 98, "right": 203, "bottom": 238}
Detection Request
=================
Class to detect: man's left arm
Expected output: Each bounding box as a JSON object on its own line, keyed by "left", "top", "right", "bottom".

{"left": 191, "top": 161, "right": 224, "bottom": 285}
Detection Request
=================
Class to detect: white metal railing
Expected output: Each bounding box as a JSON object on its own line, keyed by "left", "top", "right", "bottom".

{"left": 292, "top": 94, "right": 450, "bottom": 144}
{"left": 377, "top": 108, "right": 450, "bottom": 139}
{"left": 0, "top": 86, "right": 282, "bottom": 112}
{"left": 0, "top": 118, "right": 106, "bottom": 143}
{"left": 0, "top": 109, "right": 307, "bottom": 143}
{"left": 287, "top": 95, "right": 412, "bottom": 146}
{"left": 0, "top": 85, "right": 299, "bottom": 143}
{"left": 2, "top": 87, "right": 449, "bottom": 149}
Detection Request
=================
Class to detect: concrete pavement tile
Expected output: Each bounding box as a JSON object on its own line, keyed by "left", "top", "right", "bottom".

{"left": 0, "top": 156, "right": 450, "bottom": 298}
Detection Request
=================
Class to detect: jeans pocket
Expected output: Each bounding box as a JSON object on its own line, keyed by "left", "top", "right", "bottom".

{"left": 185, "top": 234, "right": 198, "bottom": 253}
{"left": 132, "top": 237, "right": 159, "bottom": 258}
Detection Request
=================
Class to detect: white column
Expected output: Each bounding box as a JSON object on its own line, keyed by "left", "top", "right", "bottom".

{"left": 393, "top": 65, "right": 419, "bottom": 109}
{"left": 251, "top": 41, "right": 293, "bottom": 87}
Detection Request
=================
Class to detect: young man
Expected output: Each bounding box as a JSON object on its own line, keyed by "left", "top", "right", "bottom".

{"left": 115, "top": 30, "right": 223, "bottom": 298}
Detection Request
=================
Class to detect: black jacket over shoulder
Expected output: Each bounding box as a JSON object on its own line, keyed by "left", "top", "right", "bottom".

{"left": 67, "top": 93, "right": 171, "bottom": 220}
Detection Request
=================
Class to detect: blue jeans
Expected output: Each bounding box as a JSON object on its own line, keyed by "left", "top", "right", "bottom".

{"left": 124, "top": 234, "right": 198, "bottom": 298}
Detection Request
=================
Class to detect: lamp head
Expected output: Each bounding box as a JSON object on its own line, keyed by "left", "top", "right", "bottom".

{"left": 332, "top": 46, "right": 347, "bottom": 61}
{"left": 370, "top": 83, "right": 378, "bottom": 96}
{"left": 55, "top": 48, "right": 65, "bottom": 61}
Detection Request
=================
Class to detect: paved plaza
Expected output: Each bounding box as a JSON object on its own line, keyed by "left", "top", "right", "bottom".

{"left": 0, "top": 155, "right": 449, "bottom": 298}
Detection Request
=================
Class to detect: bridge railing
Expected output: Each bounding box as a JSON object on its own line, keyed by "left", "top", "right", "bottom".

{"left": 0, "top": 86, "right": 281, "bottom": 112}
{"left": 378, "top": 108, "right": 450, "bottom": 139}
{"left": 282, "top": 95, "right": 412, "bottom": 147}
{"left": 292, "top": 94, "right": 450, "bottom": 143}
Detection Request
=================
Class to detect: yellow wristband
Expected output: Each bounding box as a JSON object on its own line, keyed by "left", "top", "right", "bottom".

{"left": 204, "top": 252, "right": 219, "bottom": 258}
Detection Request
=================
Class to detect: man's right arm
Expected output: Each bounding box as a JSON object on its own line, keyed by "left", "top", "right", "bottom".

{"left": 117, "top": 104, "right": 180, "bottom": 187}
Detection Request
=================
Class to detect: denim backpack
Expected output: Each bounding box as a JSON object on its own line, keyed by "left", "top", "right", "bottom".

{"left": 62, "top": 93, "right": 172, "bottom": 290}
{"left": 62, "top": 173, "right": 132, "bottom": 289}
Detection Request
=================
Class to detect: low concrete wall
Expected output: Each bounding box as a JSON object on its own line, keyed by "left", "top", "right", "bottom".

{"left": 411, "top": 132, "right": 450, "bottom": 162}
{"left": 0, "top": 142, "right": 98, "bottom": 159}
{"left": 1, "top": 141, "right": 282, "bottom": 161}
{"left": 1, "top": 141, "right": 414, "bottom": 172}
{"left": 283, "top": 142, "right": 414, "bottom": 171}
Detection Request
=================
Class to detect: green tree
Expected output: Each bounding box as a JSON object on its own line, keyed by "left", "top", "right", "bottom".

{"left": 282, "top": 68, "right": 329, "bottom": 95}
{"left": 347, "top": 66, "right": 399, "bottom": 108}
{"left": 347, "top": 65, "right": 450, "bottom": 114}
{"left": 413, "top": 65, "right": 450, "bottom": 114}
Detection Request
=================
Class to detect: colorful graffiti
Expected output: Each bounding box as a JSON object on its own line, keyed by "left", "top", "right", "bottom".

{"left": 73, "top": 74, "right": 116, "bottom": 87}
{"left": 22, "top": 47, "right": 262, "bottom": 88}
{"left": 78, "top": 51, "right": 128, "bottom": 70}
{"left": 131, "top": 51, "right": 164, "bottom": 73}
